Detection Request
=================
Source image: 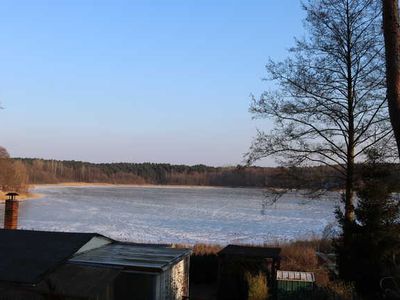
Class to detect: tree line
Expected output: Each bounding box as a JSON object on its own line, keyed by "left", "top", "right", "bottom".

{"left": 15, "top": 158, "right": 316, "bottom": 187}
{"left": 0, "top": 157, "right": 395, "bottom": 192}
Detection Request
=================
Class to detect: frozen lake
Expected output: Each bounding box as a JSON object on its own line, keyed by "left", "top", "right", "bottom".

{"left": 1, "top": 186, "right": 340, "bottom": 245}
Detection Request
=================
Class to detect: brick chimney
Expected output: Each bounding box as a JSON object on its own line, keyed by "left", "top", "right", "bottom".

{"left": 4, "top": 192, "right": 19, "bottom": 229}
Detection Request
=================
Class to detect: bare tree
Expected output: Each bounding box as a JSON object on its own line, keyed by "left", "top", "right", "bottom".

{"left": 247, "top": 0, "right": 393, "bottom": 225}
{"left": 0, "top": 146, "right": 28, "bottom": 192}
{"left": 382, "top": 0, "right": 400, "bottom": 157}
{"left": 0, "top": 146, "right": 9, "bottom": 158}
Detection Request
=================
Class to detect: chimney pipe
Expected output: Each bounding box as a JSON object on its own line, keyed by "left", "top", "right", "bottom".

{"left": 4, "top": 192, "right": 19, "bottom": 230}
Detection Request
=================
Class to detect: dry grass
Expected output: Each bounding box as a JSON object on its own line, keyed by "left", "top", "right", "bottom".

{"left": 325, "top": 281, "right": 355, "bottom": 300}
{"left": 245, "top": 272, "right": 269, "bottom": 300}
{"left": 186, "top": 240, "right": 358, "bottom": 299}
{"left": 191, "top": 244, "right": 222, "bottom": 256}
{"left": 280, "top": 243, "right": 318, "bottom": 271}
{"left": 276, "top": 240, "right": 356, "bottom": 298}
{"left": 271, "top": 240, "right": 331, "bottom": 287}
{"left": 186, "top": 240, "right": 332, "bottom": 285}
{"left": 185, "top": 240, "right": 333, "bottom": 287}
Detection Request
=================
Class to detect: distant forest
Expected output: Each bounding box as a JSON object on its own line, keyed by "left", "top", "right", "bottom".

{"left": 13, "top": 158, "right": 400, "bottom": 191}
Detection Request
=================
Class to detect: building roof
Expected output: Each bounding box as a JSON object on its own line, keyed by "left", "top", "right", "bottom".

{"left": 0, "top": 229, "right": 106, "bottom": 284}
{"left": 37, "top": 264, "right": 120, "bottom": 298}
{"left": 276, "top": 270, "right": 315, "bottom": 282}
{"left": 218, "top": 245, "right": 281, "bottom": 259}
{"left": 0, "top": 229, "right": 191, "bottom": 285}
{"left": 69, "top": 243, "right": 191, "bottom": 272}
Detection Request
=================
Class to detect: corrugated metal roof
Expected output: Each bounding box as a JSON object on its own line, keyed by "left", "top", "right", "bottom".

{"left": 69, "top": 243, "right": 191, "bottom": 272}
{"left": 276, "top": 270, "right": 315, "bottom": 282}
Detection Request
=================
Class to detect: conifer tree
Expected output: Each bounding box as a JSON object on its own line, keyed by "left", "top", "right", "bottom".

{"left": 335, "top": 161, "right": 400, "bottom": 298}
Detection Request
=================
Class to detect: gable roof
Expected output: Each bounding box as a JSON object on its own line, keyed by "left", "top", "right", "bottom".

{"left": 218, "top": 245, "right": 281, "bottom": 259}
{"left": 0, "top": 229, "right": 108, "bottom": 284}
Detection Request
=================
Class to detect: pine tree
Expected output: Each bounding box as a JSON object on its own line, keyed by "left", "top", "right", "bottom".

{"left": 335, "top": 163, "right": 400, "bottom": 298}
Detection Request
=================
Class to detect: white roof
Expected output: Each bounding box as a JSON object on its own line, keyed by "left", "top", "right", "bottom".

{"left": 276, "top": 270, "right": 315, "bottom": 282}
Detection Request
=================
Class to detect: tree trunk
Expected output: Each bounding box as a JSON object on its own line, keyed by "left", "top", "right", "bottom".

{"left": 345, "top": 155, "right": 355, "bottom": 223}
{"left": 345, "top": 0, "right": 356, "bottom": 224}
{"left": 383, "top": 0, "right": 400, "bottom": 157}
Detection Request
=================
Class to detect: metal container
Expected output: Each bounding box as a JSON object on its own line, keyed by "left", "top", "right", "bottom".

{"left": 276, "top": 270, "right": 315, "bottom": 298}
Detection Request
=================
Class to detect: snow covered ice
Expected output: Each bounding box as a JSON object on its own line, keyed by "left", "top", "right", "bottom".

{"left": 3, "top": 186, "right": 340, "bottom": 245}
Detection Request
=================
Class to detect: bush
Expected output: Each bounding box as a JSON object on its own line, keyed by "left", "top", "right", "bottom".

{"left": 279, "top": 242, "right": 330, "bottom": 287}
{"left": 245, "top": 272, "right": 269, "bottom": 300}
{"left": 281, "top": 244, "right": 318, "bottom": 271}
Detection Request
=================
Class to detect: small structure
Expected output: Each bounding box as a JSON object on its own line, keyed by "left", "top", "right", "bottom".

{"left": 0, "top": 229, "right": 191, "bottom": 300}
{"left": 70, "top": 243, "right": 190, "bottom": 299}
{"left": 217, "top": 245, "right": 281, "bottom": 300}
{"left": 276, "top": 270, "right": 315, "bottom": 297}
{"left": 4, "top": 192, "right": 19, "bottom": 229}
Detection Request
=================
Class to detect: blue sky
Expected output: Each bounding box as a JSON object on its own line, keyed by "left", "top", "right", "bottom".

{"left": 0, "top": 0, "right": 304, "bottom": 166}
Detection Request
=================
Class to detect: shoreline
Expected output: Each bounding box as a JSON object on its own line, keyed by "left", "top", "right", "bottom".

{"left": 1, "top": 183, "right": 266, "bottom": 202}
{"left": 33, "top": 182, "right": 263, "bottom": 190}
{"left": 33, "top": 183, "right": 342, "bottom": 194}
{"left": 0, "top": 183, "right": 342, "bottom": 201}
{"left": 0, "top": 191, "right": 43, "bottom": 202}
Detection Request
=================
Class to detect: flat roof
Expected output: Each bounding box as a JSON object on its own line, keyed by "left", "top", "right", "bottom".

{"left": 218, "top": 245, "right": 281, "bottom": 259}
{"left": 69, "top": 243, "right": 191, "bottom": 272}
{"left": 277, "top": 270, "right": 315, "bottom": 282}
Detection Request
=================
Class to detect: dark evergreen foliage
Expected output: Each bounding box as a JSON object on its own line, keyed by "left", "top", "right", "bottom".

{"left": 335, "top": 163, "right": 400, "bottom": 299}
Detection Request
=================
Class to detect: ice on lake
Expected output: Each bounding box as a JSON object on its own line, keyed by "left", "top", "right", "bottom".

{"left": 1, "top": 186, "right": 340, "bottom": 245}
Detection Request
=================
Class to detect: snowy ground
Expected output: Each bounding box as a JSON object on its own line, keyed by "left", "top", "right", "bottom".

{"left": 1, "top": 186, "right": 340, "bottom": 245}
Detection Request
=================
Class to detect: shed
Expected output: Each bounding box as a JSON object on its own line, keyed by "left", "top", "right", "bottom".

{"left": 219, "top": 245, "right": 281, "bottom": 260}
{"left": 70, "top": 242, "right": 191, "bottom": 299}
{"left": 276, "top": 270, "right": 315, "bottom": 297}
{"left": 0, "top": 229, "right": 191, "bottom": 300}
{"left": 217, "top": 245, "right": 281, "bottom": 300}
